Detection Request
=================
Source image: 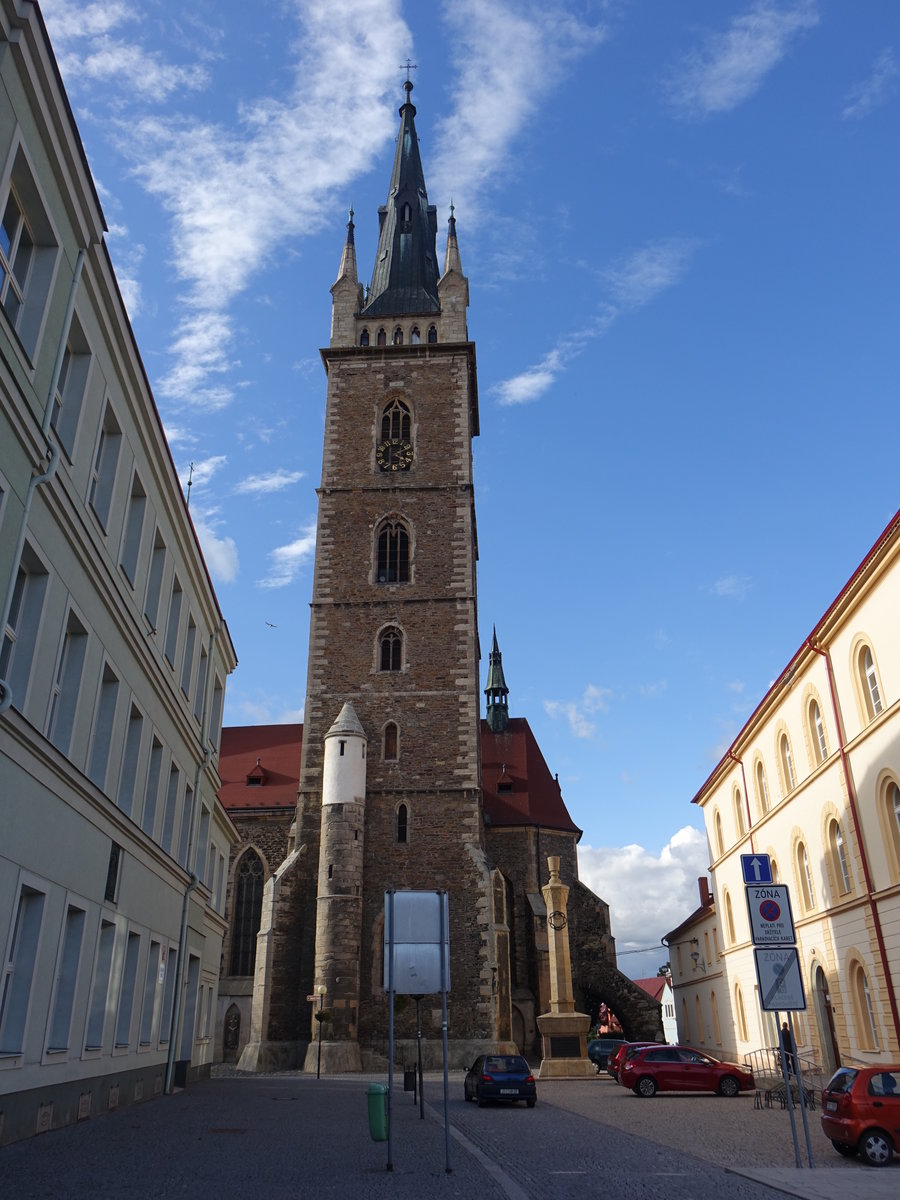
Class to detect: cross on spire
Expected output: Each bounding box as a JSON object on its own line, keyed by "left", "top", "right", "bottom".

{"left": 400, "top": 59, "right": 417, "bottom": 83}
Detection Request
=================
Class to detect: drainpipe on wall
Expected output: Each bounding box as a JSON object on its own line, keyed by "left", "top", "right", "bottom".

{"left": 165, "top": 625, "right": 219, "bottom": 1093}
{"left": 807, "top": 637, "right": 900, "bottom": 1051}
{"left": 0, "top": 247, "right": 86, "bottom": 714}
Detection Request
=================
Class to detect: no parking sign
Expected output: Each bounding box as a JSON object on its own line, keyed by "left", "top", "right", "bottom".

{"left": 745, "top": 884, "right": 796, "bottom": 945}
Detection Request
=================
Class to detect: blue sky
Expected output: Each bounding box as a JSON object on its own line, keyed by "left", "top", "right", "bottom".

{"left": 41, "top": 1, "right": 900, "bottom": 978}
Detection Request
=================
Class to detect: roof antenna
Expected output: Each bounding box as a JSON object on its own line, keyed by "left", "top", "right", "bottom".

{"left": 185, "top": 461, "right": 195, "bottom": 510}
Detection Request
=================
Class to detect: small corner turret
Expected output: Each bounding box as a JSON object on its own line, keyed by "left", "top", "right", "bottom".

{"left": 329, "top": 208, "right": 365, "bottom": 346}
{"left": 485, "top": 626, "right": 509, "bottom": 733}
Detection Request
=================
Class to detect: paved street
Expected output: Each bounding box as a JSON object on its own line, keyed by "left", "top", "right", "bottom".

{"left": 1, "top": 1071, "right": 897, "bottom": 1199}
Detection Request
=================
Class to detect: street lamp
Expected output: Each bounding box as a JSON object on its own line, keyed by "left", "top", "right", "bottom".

{"left": 316, "top": 985, "right": 326, "bottom": 1079}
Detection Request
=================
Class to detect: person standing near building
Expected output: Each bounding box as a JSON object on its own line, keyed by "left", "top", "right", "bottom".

{"left": 780, "top": 1022, "right": 798, "bottom": 1075}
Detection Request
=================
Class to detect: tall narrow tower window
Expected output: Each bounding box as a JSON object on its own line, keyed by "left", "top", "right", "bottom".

{"left": 377, "top": 520, "right": 410, "bottom": 582}
{"left": 396, "top": 803, "right": 408, "bottom": 844}
{"left": 379, "top": 627, "right": 403, "bottom": 672}
{"left": 381, "top": 399, "right": 411, "bottom": 443}
{"left": 229, "top": 850, "right": 264, "bottom": 977}
{"left": 384, "top": 722, "right": 398, "bottom": 760}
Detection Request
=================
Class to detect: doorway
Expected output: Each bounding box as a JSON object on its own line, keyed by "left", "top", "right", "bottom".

{"left": 813, "top": 965, "right": 840, "bottom": 1076}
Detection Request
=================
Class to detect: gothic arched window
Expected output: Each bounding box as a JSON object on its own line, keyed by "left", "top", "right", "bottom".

{"left": 377, "top": 520, "right": 409, "bottom": 583}
{"left": 360, "top": 328, "right": 370, "bottom": 347}
{"left": 392, "top": 326, "right": 403, "bottom": 346}
{"left": 410, "top": 326, "right": 420, "bottom": 344}
{"left": 381, "top": 398, "right": 411, "bottom": 443}
{"left": 427, "top": 324, "right": 437, "bottom": 343}
{"left": 229, "top": 849, "right": 264, "bottom": 977}
{"left": 376, "top": 327, "right": 386, "bottom": 346}
{"left": 379, "top": 626, "right": 403, "bottom": 672}
{"left": 384, "top": 722, "right": 398, "bottom": 760}
{"left": 396, "top": 803, "right": 408, "bottom": 844}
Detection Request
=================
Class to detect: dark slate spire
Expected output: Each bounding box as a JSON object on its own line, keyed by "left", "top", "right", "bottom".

{"left": 360, "top": 79, "right": 440, "bottom": 318}
{"left": 485, "top": 626, "right": 510, "bottom": 734}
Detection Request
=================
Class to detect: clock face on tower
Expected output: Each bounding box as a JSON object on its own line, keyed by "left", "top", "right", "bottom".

{"left": 376, "top": 438, "right": 413, "bottom": 472}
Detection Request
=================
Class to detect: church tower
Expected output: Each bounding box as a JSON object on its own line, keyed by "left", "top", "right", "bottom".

{"left": 293, "top": 80, "right": 511, "bottom": 1069}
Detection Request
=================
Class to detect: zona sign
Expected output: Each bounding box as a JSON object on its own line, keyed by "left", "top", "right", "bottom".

{"left": 746, "top": 884, "right": 796, "bottom": 945}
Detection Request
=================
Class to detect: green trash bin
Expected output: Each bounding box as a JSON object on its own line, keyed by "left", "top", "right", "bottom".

{"left": 366, "top": 1083, "right": 388, "bottom": 1142}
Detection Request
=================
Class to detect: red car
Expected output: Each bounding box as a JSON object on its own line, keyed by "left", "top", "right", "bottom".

{"left": 619, "top": 1044, "right": 755, "bottom": 1097}
{"left": 821, "top": 1065, "right": 900, "bottom": 1166}
{"left": 607, "top": 1041, "right": 657, "bottom": 1081}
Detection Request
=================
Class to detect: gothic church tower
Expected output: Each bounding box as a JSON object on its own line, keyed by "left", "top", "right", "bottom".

{"left": 291, "top": 81, "right": 511, "bottom": 1070}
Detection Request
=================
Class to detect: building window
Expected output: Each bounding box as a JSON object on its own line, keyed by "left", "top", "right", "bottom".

{"left": 859, "top": 645, "right": 883, "bottom": 720}
{"left": 139, "top": 941, "right": 161, "bottom": 1046}
{"left": 735, "top": 983, "right": 749, "bottom": 1042}
{"left": 88, "top": 402, "right": 122, "bottom": 529}
{"left": 47, "top": 904, "right": 86, "bottom": 1053}
{"left": 392, "top": 326, "right": 403, "bottom": 345}
{"left": 142, "top": 736, "right": 163, "bottom": 837}
{"left": 50, "top": 315, "right": 91, "bottom": 460}
{"left": 850, "top": 960, "right": 879, "bottom": 1051}
{"left": 724, "top": 889, "right": 735, "bottom": 945}
{"left": 84, "top": 919, "right": 115, "bottom": 1050}
{"left": 115, "top": 930, "right": 141, "bottom": 1048}
{"left": 161, "top": 763, "right": 181, "bottom": 856}
{"left": 163, "top": 576, "right": 183, "bottom": 667}
{"left": 117, "top": 703, "right": 144, "bottom": 818}
{"left": 809, "top": 700, "right": 827, "bottom": 765}
{"left": 713, "top": 808, "right": 724, "bottom": 858}
{"left": 771, "top": 857, "right": 780, "bottom": 884}
{"left": 755, "top": 759, "right": 769, "bottom": 815}
{"left": 209, "top": 675, "right": 224, "bottom": 752}
{"left": 194, "top": 644, "right": 208, "bottom": 722}
{"left": 119, "top": 472, "right": 147, "bottom": 586}
{"left": 884, "top": 780, "right": 900, "bottom": 881}
{"left": 0, "top": 150, "right": 59, "bottom": 359}
{"left": 797, "top": 841, "right": 815, "bottom": 911}
{"left": 104, "top": 842, "right": 122, "bottom": 904}
{"left": 828, "top": 820, "right": 852, "bottom": 894}
{"left": 377, "top": 327, "right": 386, "bottom": 346}
{"left": 381, "top": 397, "right": 411, "bottom": 443}
{"left": 427, "top": 324, "right": 437, "bottom": 343}
{"left": 87, "top": 662, "right": 120, "bottom": 792}
{"left": 711, "top": 991, "right": 721, "bottom": 1043}
{"left": 694, "top": 996, "right": 704, "bottom": 1042}
{"left": 230, "top": 850, "right": 265, "bottom": 977}
{"left": 410, "top": 326, "right": 420, "bottom": 344}
{"left": 177, "top": 784, "right": 193, "bottom": 868}
{"left": 376, "top": 520, "right": 410, "bottom": 582}
{"left": 158, "top": 946, "right": 178, "bottom": 1046}
{"left": 360, "top": 328, "right": 369, "bottom": 346}
{"left": 396, "top": 803, "right": 408, "bottom": 845}
{"left": 0, "top": 541, "right": 49, "bottom": 711}
{"left": 144, "top": 528, "right": 167, "bottom": 631}
{"left": 780, "top": 733, "right": 796, "bottom": 792}
{"left": 181, "top": 615, "right": 197, "bottom": 699}
{"left": 0, "top": 884, "right": 46, "bottom": 1054}
{"left": 48, "top": 609, "right": 89, "bottom": 754}
{"left": 384, "top": 722, "right": 398, "bottom": 760}
{"left": 733, "top": 788, "right": 745, "bottom": 838}
{"left": 379, "top": 626, "right": 403, "bottom": 672}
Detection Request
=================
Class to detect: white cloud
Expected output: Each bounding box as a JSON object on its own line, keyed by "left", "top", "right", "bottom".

{"left": 429, "top": 1, "right": 606, "bottom": 219}
{"left": 842, "top": 48, "right": 898, "bottom": 120}
{"left": 105, "top": 223, "right": 144, "bottom": 317}
{"left": 190, "top": 508, "right": 239, "bottom": 584}
{"left": 180, "top": 455, "right": 227, "bottom": 492}
{"left": 712, "top": 573, "right": 751, "bottom": 598}
{"left": 235, "top": 469, "right": 305, "bottom": 496}
{"left": 578, "top": 825, "right": 710, "bottom": 972}
{"left": 494, "top": 240, "right": 696, "bottom": 406}
{"left": 257, "top": 522, "right": 317, "bottom": 589}
{"left": 665, "top": 1, "right": 818, "bottom": 119}
{"left": 544, "top": 683, "right": 612, "bottom": 739}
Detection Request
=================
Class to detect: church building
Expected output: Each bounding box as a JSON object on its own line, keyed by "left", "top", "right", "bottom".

{"left": 216, "top": 83, "right": 661, "bottom": 1070}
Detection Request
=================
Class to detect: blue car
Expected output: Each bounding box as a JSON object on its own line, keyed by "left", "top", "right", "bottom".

{"left": 464, "top": 1054, "right": 537, "bottom": 1107}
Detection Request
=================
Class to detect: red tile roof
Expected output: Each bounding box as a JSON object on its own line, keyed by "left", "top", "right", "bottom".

{"left": 481, "top": 718, "right": 581, "bottom": 836}
{"left": 218, "top": 724, "right": 302, "bottom": 811}
{"left": 219, "top": 716, "right": 579, "bottom": 836}
{"left": 632, "top": 977, "right": 667, "bottom": 1003}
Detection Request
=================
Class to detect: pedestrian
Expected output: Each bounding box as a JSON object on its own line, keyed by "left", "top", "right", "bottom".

{"left": 780, "top": 1022, "right": 798, "bottom": 1075}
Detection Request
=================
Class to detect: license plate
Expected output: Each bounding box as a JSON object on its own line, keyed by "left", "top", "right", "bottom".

{"left": 500, "top": 1088, "right": 519, "bottom": 1095}
{"left": 826, "top": 1100, "right": 837, "bottom": 1112}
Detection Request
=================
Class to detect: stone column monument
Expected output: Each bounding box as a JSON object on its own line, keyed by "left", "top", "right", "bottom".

{"left": 536, "top": 856, "right": 594, "bottom": 1078}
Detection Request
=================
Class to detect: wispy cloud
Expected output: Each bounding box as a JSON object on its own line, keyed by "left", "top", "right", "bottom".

{"left": 495, "top": 240, "right": 697, "bottom": 405}
{"left": 544, "top": 683, "right": 612, "bottom": 739}
{"left": 430, "top": 1, "right": 607, "bottom": 219}
{"left": 42, "top": 1, "right": 210, "bottom": 101}
{"left": 665, "top": 1, "right": 818, "bottom": 119}
{"left": 637, "top": 680, "right": 668, "bottom": 700}
{"left": 842, "top": 48, "right": 898, "bottom": 120}
{"left": 235, "top": 469, "right": 305, "bottom": 496}
{"left": 179, "top": 455, "right": 227, "bottom": 493}
{"left": 711, "top": 574, "right": 751, "bottom": 599}
{"left": 191, "top": 507, "right": 239, "bottom": 584}
{"left": 257, "top": 522, "right": 317, "bottom": 589}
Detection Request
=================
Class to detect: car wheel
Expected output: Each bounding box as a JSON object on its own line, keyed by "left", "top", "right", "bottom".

{"left": 859, "top": 1129, "right": 893, "bottom": 1167}
{"left": 476, "top": 1091, "right": 486, "bottom": 1108}
{"left": 635, "top": 1076, "right": 657, "bottom": 1098}
{"left": 718, "top": 1075, "right": 740, "bottom": 1098}
{"left": 593, "top": 1062, "right": 600, "bottom": 1074}
{"left": 527, "top": 1098, "right": 536, "bottom": 1108}
{"left": 831, "top": 1140, "right": 858, "bottom": 1158}
{"left": 464, "top": 1085, "right": 472, "bottom": 1102}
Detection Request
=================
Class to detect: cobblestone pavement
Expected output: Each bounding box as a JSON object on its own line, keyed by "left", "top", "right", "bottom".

{"left": 0, "top": 1071, "right": 896, "bottom": 1200}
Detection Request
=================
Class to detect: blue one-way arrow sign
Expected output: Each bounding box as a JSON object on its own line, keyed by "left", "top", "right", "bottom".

{"left": 741, "top": 853, "right": 773, "bottom": 884}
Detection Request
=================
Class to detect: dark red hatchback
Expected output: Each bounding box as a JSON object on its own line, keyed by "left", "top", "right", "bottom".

{"left": 619, "top": 1044, "right": 754, "bottom": 1097}
{"left": 821, "top": 1065, "right": 900, "bottom": 1166}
